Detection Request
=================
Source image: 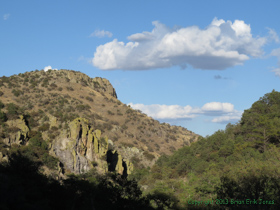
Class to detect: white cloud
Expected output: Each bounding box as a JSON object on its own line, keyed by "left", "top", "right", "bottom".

{"left": 270, "top": 48, "right": 280, "bottom": 77}
{"left": 272, "top": 68, "right": 280, "bottom": 77}
{"left": 128, "top": 103, "right": 199, "bottom": 119}
{"left": 128, "top": 102, "right": 242, "bottom": 124}
{"left": 90, "top": 29, "right": 113, "bottom": 38}
{"left": 92, "top": 18, "right": 267, "bottom": 70}
{"left": 44, "top": 66, "right": 58, "bottom": 72}
{"left": 211, "top": 114, "right": 242, "bottom": 123}
{"left": 201, "top": 102, "right": 234, "bottom": 113}
{"left": 3, "top": 14, "right": 10, "bottom": 20}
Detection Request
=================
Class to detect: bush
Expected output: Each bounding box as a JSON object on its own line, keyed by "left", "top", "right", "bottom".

{"left": 12, "top": 89, "right": 23, "bottom": 97}
{"left": 121, "top": 124, "right": 128, "bottom": 130}
{"left": 66, "top": 86, "right": 74, "bottom": 91}
{"left": 0, "top": 91, "right": 3, "bottom": 96}
{"left": 0, "top": 100, "right": 4, "bottom": 109}
{"left": 86, "top": 96, "right": 93, "bottom": 102}
{"left": 0, "top": 111, "right": 7, "bottom": 123}
{"left": 76, "top": 104, "right": 90, "bottom": 111}
{"left": 143, "top": 151, "right": 155, "bottom": 161}
{"left": 29, "top": 136, "right": 48, "bottom": 150}
{"left": 50, "top": 83, "right": 57, "bottom": 89}
{"left": 7, "top": 103, "right": 20, "bottom": 119}
{"left": 38, "top": 123, "right": 50, "bottom": 132}
{"left": 107, "top": 110, "right": 114, "bottom": 115}
{"left": 42, "top": 153, "right": 58, "bottom": 169}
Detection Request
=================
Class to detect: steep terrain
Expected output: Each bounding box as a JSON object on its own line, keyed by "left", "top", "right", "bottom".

{"left": 0, "top": 69, "right": 199, "bottom": 177}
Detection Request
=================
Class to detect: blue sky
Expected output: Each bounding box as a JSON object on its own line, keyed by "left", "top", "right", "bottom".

{"left": 1, "top": 0, "right": 280, "bottom": 137}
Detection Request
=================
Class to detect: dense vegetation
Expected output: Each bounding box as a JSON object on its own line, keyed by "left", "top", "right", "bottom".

{"left": 130, "top": 90, "right": 280, "bottom": 209}
{"left": 0, "top": 152, "right": 179, "bottom": 210}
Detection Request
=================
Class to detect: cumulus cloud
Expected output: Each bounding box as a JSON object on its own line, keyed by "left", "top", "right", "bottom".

{"left": 211, "top": 113, "right": 242, "bottom": 123}
{"left": 44, "top": 66, "right": 58, "bottom": 72}
{"left": 128, "top": 103, "right": 199, "bottom": 119}
{"left": 92, "top": 18, "right": 267, "bottom": 70}
{"left": 128, "top": 102, "right": 242, "bottom": 124}
{"left": 201, "top": 102, "right": 234, "bottom": 113}
{"left": 90, "top": 29, "right": 113, "bottom": 38}
{"left": 3, "top": 14, "right": 10, "bottom": 20}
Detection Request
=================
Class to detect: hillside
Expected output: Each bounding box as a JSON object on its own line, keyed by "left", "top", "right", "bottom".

{"left": 0, "top": 69, "right": 199, "bottom": 177}
{"left": 1, "top": 70, "right": 280, "bottom": 209}
{"left": 134, "top": 90, "right": 280, "bottom": 209}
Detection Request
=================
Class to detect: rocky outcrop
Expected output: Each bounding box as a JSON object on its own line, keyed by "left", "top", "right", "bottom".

{"left": 62, "top": 70, "right": 117, "bottom": 98}
{"left": 52, "top": 117, "right": 130, "bottom": 175}
{"left": 107, "top": 150, "right": 133, "bottom": 177}
{"left": 47, "top": 114, "right": 58, "bottom": 128}
{"left": 3, "top": 115, "right": 29, "bottom": 146}
{"left": 92, "top": 77, "right": 117, "bottom": 98}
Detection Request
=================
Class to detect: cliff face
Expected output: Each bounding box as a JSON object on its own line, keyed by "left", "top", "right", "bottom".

{"left": 1, "top": 115, "right": 133, "bottom": 176}
{"left": 50, "top": 117, "right": 132, "bottom": 175}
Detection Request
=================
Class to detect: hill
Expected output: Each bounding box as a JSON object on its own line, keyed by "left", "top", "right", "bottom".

{"left": 0, "top": 69, "right": 199, "bottom": 177}
{"left": 134, "top": 90, "right": 280, "bottom": 209}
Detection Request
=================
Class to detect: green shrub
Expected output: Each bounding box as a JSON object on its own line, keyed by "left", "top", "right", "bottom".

{"left": 0, "top": 111, "right": 7, "bottom": 123}
{"left": 86, "top": 96, "right": 93, "bottom": 102}
{"left": 42, "top": 153, "right": 58, "bottom": 169}
{"left": 29, "top": 136, "right": 48, "bottom": 150}
{"left": 76, "top": 104, "right": 90, "bottom": 111}
{"left": 50, "top": 83, "right": 57, "bottom": 89}
{"left": 66, "top": 86, "right": 74, "bottom": 91}
{"left": 0, "top": 100, "right": 4, "bottom": 109}
{"left": 38, "top": 123, "right": 50, "bottom": 132}
{"left": 7, "top": 103, "right": 20, "bottom": 119}
{"left": 107, "top": 110, "right": 114, "bottom": 115}
{"left": 12, "top": 89, "right": 23, "bottom": 97}
{"left": 121, "top": 124, "right": 128, "bottom": 130}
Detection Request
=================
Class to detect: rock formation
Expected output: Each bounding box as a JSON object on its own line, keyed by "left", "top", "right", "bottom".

{"left": 51, "top": 117, "right": 132, "bottom": 176}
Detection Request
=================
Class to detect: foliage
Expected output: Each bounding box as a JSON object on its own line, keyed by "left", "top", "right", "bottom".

{"left": 240, "top": 90, "right": 280, "bottom": 151}
{"left": 0, "top": 100, "right": 4, "bottom": 109}
{"left": 12, "top": 89, "right": 23, "bottom": 97}
{"left": 0, "top": 153, "right": 178, "bottom": 210}
{"left": 86, "top": 96, "right": 93, "bottom": 102}
{"left": 0, "top": 111, "right": 7, "bottom": 123}
{"left": 137, "top": 90, "right": 280, "bottom": 208}
{"left": 7, "top": 103, "right": 19, "bottom": 116}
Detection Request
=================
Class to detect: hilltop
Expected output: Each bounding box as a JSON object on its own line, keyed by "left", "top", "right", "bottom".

{"left": 0, "top": 69, "right": 199, "bottom": 177}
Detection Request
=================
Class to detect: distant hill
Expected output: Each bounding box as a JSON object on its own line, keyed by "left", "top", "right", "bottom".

{"left": 0, "top": 69, "right": 199, "bottom": 177}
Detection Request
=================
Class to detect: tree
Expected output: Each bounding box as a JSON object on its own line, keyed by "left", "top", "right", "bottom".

{"left": 216, "top": 174, "right": 280, "bottom": 209}
{"left": 240, "top": 90, "right": 280, "bottom": 152}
